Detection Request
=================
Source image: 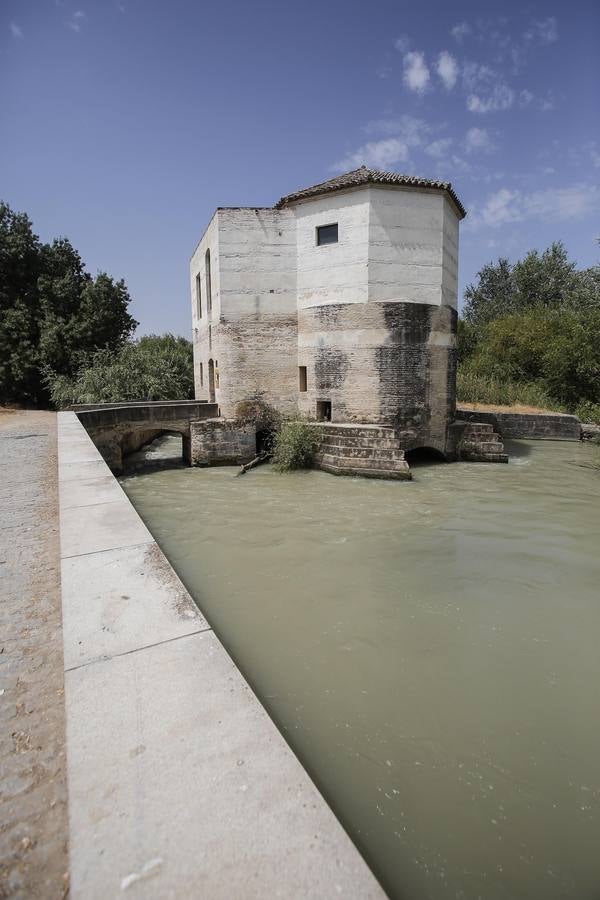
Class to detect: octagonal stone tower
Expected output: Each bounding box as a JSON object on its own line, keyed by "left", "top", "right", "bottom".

{"left": 190, "top": 166, "right": 465, "bottom": 458}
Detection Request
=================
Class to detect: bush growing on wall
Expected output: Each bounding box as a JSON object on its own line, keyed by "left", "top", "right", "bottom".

{"left": 272, "top": 420, "right": 320, "bottom": 472}
{"left": 234, "top": 397, "right": 282, "bottom": 453}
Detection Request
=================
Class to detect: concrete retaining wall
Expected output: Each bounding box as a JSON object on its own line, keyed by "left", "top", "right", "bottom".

{"left": 456, "top": 407, "right": 581, "bottom": 441}
{"left": 58, "top": 411, "right": 384, "bottom": 899}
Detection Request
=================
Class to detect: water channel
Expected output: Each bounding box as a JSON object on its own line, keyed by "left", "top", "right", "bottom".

{"left": 121, "top": 438, "right": 600, "bottom": 900}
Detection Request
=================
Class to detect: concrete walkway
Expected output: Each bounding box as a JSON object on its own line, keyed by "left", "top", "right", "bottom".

{"left": 0, "top": 411, "right": 69, "bottom": 900}
{"left": 58, "top": 411, "right": 385, "bottom": 899}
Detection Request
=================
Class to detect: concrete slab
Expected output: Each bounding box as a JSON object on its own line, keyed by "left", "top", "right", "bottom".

{"left": 65, "top": 630, "right": 383, "bottom": 900}
{"left": 58, "top": 411, "right": 385, "bottom": 900}
{"left": 62, "top": 544, "right": 209, "bottom": 669}
{"left": 59, "top": 458, "right": 112, "bottom": 481}
{"left": 59, "top": 472, "right": 125, "bottom": 510}
{"left": 60, "top": 498, "right": 153, "bottom": 558}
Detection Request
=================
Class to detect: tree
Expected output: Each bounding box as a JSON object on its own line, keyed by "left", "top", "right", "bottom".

{"left": 0, "top": 200, "right": 137, "bottom": 406}
{"left": 463, "top": 242, "right": 600, "bottom": 329}
{"left": 48, "top": 335, "right": 194, "bottom": 408}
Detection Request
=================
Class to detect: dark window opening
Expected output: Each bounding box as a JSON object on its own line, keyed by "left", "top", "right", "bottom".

{"left": 199, "top": 362, "right": 203, "bottom": 387}
{"left": 316, "top": 400, "right": 331, "bottom": 421}
{"left": 205, "top": 249, "right": 212, "bottom": 313}
{"left": 298, "top": 366, "right": 307, "bottom": 393}
{"left": 215, "top": 360, "right": 220, "bottom": 388}
{"left": 208, "top": 359, "right": 215, "bottom": 403}
{"left": 316, "top": 223, "right": 338, "bottom": 246}
{"left": 195, "top": 273, "right": 202, "bottom": 318}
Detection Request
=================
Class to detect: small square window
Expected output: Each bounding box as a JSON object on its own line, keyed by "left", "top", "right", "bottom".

{"left": 316, "top": 223, "right": 338, "bottom": 246}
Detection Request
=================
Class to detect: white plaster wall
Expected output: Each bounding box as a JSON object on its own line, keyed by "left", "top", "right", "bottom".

{"left": 441, "top": 197, "right": 460, "bottom": 310}
{"left": 296, "top": 189, "right": 370, "bottom": 310}
{"left": 368, "top": 186, "right": 448, "bottom": 306}
{"left": 190, "top": 213, "right": 221, "bottom": 402}
{"left": 213, "top": 208, "right": 298, "bottom": 417}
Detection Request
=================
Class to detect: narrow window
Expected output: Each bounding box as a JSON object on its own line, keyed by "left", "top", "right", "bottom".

{"left": 298, "top": 366, "right": 307, "bottom": 392}
{"left": 208, "top": 324, "right": 212, "bottom": 351}
{"left": 195, "top": 273, "right": 202, "bottom": 318}
{"left": 316, "top": 400, "right": 331, "bottom": 421}
{"left": 215, "top": 360, "right": 220, "bottom": 388}
{"left": 199, "top": 362, "right": 203, "bottom": 387}
{"left": 205, "top": 249, "right": 212, "bottom": 313}
{"left": 316, "top": 223, "right": 338, "bottom": 246}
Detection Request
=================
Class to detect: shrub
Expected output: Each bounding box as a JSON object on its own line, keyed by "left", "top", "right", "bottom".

{"left": 574, "top": 400, "right": 600, "bottom": 425}
{"left": 234, "top": 397, "right": 282, "bottom": 453}
{"left": 272, "top": 420, "right": 319, "bottom": 471}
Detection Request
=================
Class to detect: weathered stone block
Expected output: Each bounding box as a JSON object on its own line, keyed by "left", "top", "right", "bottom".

{"left": 190, "top": 419, "right": 256, "bottom": 466}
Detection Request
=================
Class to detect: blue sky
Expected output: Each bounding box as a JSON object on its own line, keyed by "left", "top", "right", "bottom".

{"left": 2, "top": 0, "right": 599, "bottom": 336}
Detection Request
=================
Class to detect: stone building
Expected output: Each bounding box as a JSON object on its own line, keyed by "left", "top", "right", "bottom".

{"left": 189, "top": 167, "right": 506, "bottom": 476}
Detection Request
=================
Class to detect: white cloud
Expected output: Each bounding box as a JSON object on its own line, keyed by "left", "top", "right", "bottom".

{"left": 474, "top": 183, "right": 600, "bottom": 227}
{"left": 467, "top": 84, "right": 514, "bottom": 114}
{"left": 451, "top": 22, "right": 471, "bottom": 42}
{"left": 525, "top": 17, "right": 558, "bottom": 44}
{"left": 334, "top": 117, "right": 432, "bottom": 173}
{"left": 465, "top": 127, "right": 493, "bottom": 153}
{"left": 10, "top": 22, "right": 23, "bottom": 38}
{"left": 68, "top": 10, "right": 86, "bottom": 32}
{"left": 394, "top": 34, "right": 410, "bottom": 54}
{"left": 436, "top": 51, "right": 458, "bottom": 90}
{"left": 425, "top": 138, "right": 453, "bottom": 158}
{"left": 332, "top": 139, "right": 411, "bottom": 172}
{"left": 519, "top": 89, "right": 534, "bottom": 107}
{"left": 403, "top": 51, "right": 430, "bottom": 94}
{"left": 590, "top": 148, "right": 600, "bottom": 169}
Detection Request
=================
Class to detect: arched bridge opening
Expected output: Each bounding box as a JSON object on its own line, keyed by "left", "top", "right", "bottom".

{"left": 404, "top": 446, "right": 448, "bottom": 466}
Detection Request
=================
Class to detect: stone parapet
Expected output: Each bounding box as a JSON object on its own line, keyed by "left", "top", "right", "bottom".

{"left": 456, "top": 408, "right": 581, "bottom": 441}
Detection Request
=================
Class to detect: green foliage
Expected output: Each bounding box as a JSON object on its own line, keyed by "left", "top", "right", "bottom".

{"left": 48, "top": 334, "right": 193, "bottom": 408}
{"left": 234, "top": 397, "right": 282, "bottom": 453}
{"left": 463, "top": 242, "right": 600, "bottom": 330}
{"left": 0, "top": 200, "right": 137, "bottom": 406}
{"left": 459, "top": 242, "right": 600, "bottom": 419}
{"left": 574, "top": 400, "right": 600, "bottom": 426}
{"left": 272, "top": 420, "right": 320, "bottom": 471}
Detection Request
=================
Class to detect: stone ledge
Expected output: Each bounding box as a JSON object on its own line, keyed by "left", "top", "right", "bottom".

{"left": 57, "top": 412, "right": 384, "bottom": 899}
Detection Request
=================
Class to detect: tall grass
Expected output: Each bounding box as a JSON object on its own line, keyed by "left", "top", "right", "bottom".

{"left": 457, "top": 370, "right": 564, "bottom": 411}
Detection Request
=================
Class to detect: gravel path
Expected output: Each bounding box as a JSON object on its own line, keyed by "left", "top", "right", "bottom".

{"left": 0, "top": 411, "right": 68, "bottom": 899}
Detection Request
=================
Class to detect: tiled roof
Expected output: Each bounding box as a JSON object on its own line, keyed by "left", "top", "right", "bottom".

{"left": 275, "top": 166, "right": 466, "bottom": 218}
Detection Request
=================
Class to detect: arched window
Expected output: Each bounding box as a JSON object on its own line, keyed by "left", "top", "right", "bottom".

{"left": 205, "top": 249, "right": 212, "bottom": 314}
{"left": 195, "top": 273, "right": 202, "bottom": 319}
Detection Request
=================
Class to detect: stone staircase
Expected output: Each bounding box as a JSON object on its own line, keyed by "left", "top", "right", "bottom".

{"left": 313, "top": 424, "right": 411, "bottom": 480}
{"left": 456, "top": 422, "right": 508, "bottom": 463}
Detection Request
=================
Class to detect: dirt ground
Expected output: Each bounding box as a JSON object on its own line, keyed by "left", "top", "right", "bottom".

{"left": 0, "top": 410, "right": 69, "bottom": 899}
{"left": 457, "top": 401, "right": 561, "bottom": 415}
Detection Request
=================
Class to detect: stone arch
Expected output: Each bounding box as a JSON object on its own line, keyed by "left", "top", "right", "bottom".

{"left": 404, "top": 445, "right": 448, "bottom": 465}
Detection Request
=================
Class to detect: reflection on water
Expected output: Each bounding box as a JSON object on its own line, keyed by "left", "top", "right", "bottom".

{"left": 121, "top": 439, "right": 600, "bottom": 900}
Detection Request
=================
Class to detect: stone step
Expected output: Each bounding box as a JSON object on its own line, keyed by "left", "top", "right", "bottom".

{"left": 315, "top": 453, "right": 409, "bottom": 473}
{"left": 319, "top": 434, "right": 403, "bottom": 450}
{"left": 317, "top": 442, "right": 405, "bottom": 459}
{"left": 315, "top": 425, "right": 395, "bottom": 440}
{"left": 459, "top": 440, "right": 504, "bottom": 452}
{"left": 460, "top": 451, "right": 509, "bottom": 463}
{"left": 317, "top": 461, "right": 412, "bottom": 481}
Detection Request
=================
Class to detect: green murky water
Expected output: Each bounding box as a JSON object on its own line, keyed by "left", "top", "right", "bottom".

{"left": 121, "top": 439, "right": 600, "bottom": 900}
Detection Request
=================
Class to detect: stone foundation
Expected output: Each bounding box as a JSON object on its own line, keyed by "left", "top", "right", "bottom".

{"left": 190, "top": 418, "right": 257, "bottom": 466}
{"left": 451, "top": 421, "right": 508, "bottom": 463}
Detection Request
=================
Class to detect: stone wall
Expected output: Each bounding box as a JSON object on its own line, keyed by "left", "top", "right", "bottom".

{"left": 190, "top": 418, "right": 256, "bottom": 466}
{"left": 456, "top": 408, "right": 581, "bottom": 441}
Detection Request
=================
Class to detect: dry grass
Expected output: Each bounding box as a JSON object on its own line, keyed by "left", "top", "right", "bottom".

{"left": 457, "top": 401, "right": 563, "bottom": 415}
